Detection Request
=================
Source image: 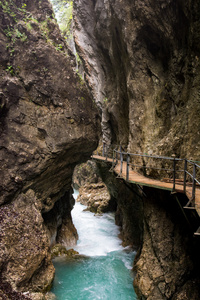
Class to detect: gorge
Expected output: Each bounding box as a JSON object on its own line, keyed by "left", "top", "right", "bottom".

{"left": 0, "top": 0, "right": 200, "bottom": 299}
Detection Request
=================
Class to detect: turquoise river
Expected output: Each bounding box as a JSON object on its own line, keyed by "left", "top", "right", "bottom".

{"left": 51, "top": 190, "right": 137, "bottom": 299}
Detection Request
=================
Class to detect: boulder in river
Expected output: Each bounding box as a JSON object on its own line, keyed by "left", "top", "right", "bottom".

{"left": 77, "top": 182, "right": 111, "bottom": 214}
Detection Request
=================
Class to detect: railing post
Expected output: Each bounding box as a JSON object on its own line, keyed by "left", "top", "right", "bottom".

{"left": 173, "top": 157, "right": 176, "bottom": 192}
{"left": 184, "top": 159, "right": 187, "bottom": 194}
{"left": 192, "top": 163, "right": 196, "bottom": 200}
{"left": 120, "top": 146, "right": 123, "bottom": 175}
{"left": 126, "top": 153, "right": 130, "bottom": 181}
{"left": 103, "top": 142, "right": 105, "bottom": 157}
{"left": 115, "top": 149, "right": 118, "bottom": 164}
{"left": 112, "top": 150, "right": 115, "bottom": 169}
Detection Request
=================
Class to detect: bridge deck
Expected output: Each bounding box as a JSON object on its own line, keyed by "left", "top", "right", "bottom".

{"left": 92, "top": 155, "right": 200, "bottom": 216}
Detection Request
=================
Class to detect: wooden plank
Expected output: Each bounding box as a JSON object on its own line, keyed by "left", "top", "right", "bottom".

{"left": 114, "top": 161, "right": 184, "bottom": 192}
{"left": 92, "top": 155, "right": 113, "bottom": 163}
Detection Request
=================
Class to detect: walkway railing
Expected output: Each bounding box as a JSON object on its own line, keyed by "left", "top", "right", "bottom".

{"left": 94, "top": 143, "right": 200, "bottom": 203}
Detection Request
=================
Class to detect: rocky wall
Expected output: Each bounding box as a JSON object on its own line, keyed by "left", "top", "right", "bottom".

{"left": 73, "top": 0, "right": 200, "bottom": 160}
{"left": 0, "top": 0, "right": 100, "bottom": 298}
{"left": 134, "top": 188, "right": 200, "bottom": 300}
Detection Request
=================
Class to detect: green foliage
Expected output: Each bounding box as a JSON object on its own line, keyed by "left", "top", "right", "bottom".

{"left": 26, "top": 22, "right": 32, "bottom": 31}
{"left": 6, "top": 65, "right": 15, "bottom": 76}
{"left": 50, "top": 0, "right": 73, "bottom": 38}
{"left": 76, "top": 71, "right": 84, "bottom": 85}
{"left": 55, "top": 44, "right": 63, "bottom": 51}
{"left": 0, "top": 0, "right": 27, "bottom": 22}
{"left": 0, "top": 1, "right": 12, "bottom": 15}
{"left": 15, "top": 28, "right": 27, "bottom": 41}
{"left": 40, "top": 19, "right": 50, "bottom": 38}
{"left": 75, "top": 52, "right": 81, "bottom": 64}
{"left": 4, "top": 27, "right": 27, "bottom": 43}
{"left": 4, "top": 26, "right": 13, "bottom": 38}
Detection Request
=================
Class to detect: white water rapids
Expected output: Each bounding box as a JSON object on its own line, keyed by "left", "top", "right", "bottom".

{"left": 52, "top": 190, "right": 137, "bottom": 299}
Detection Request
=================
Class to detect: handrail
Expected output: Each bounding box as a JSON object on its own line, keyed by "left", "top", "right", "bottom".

{"left": 97, "top": 143, "right": 200, "bottom": 202}
{"left": 114, "top": 149, "right": 184, "bottom": 161}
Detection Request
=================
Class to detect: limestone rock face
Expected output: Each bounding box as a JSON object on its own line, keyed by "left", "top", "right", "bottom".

{"left": 77, "top": 182, "right": 111, "bottom": 214}
{"left": 115, "top": 183, "right": 143, "bottom": 248}
{"left": 0, "top": 0, "right": 100, "bottom": 297}
{"left": 133, "top": 188, "right": 200, "bottom": 299}
{"left": 74, "top": 0, "right": 200, "bottom": 160}
{"left": 73, "top": 160, "right": 101, "bottom": 189}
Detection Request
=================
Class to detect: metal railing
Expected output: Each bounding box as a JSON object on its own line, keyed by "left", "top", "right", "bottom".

{"left": 96, "top": 143, "right": 200, "bottom": 202}
{"left": 184, "top": 160, "right": 200, "bottom": 201}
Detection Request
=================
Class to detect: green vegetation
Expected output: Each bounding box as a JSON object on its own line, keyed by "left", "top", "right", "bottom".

{"left": 0, "top": 1, "right": 28, "bottom": 22}
{"left": 76, "top": 71, "right": 84, "bottom": 85}
{"left": 75, "top": 52, "right": 81, "bottom": 65}
{"left": 0, "top": 1, "right": 16, "bottom": 21}
{"left": 6, "top": 65, "right": 15, "bottom": 76}
{"left": 1, "top": 0, "right": 71, "bottom": 77}
{"left": 15, "top": 28, "right": 27, "bottom": 41}
{"left": 4, "top": 26, "right": 27, "bottom": 48}
{"left": 26, "top": 22, "right": 32, "bottom": 31}
{"left": 55, "top": 44, "right": 63, "bottom": 51}
{"left": 50, "top": 0, "right": 73, "bottom": 38}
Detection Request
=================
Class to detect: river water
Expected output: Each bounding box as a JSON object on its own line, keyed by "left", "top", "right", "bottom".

{"left": 51, "top": 190, "right": 137, "bottom": 299}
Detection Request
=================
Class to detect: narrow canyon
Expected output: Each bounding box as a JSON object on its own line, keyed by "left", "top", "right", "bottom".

{"left": 0, "top": 0, "right": 200, "bottom": 299}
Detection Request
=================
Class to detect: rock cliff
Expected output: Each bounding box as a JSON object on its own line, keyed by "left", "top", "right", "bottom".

{"left": 73, "top": 0, "right": 200, "bottom": 299}
{"left": 134, "top": 188, "right": 200, "bottom": 299}
{"left": 74, "top": 0, "right": 200, "bottom": 160}
{"left": 0, "top": 0, "right": 100, "bottom": 298}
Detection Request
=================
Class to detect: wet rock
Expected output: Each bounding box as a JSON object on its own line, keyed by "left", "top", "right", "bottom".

{"left": 77, "top": 182, "right": 111, "bottom": 214}
{"left": 51, "top": 245, "right": 88, "bottom": 262}
{"left": 21, "top": 292, "right": 56, "bottom": 300}
{"left": 51, "top": 244, "right": 79, "bottom": 259}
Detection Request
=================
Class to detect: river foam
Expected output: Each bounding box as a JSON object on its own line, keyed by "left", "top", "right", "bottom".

{"left": 51, "top": 190, "right": 137, "bottom": 299}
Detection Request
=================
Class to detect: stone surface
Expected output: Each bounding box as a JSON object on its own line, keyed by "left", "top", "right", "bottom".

{"left": 43, "top": 189, "right": 78, "bottom": 248}
{"left": 0, "top": 0, "right": 100, "bottom": 297}
{"left": 74, "top": 0, "right": 200, "bottom": 160}
{"left": 73, "top": 160, "right": 101, "bottom": 189}
{"left": 133, "top": 188, "right": 200, "bottom": 299}
{"left": 0, "top": 190, "right": 54, "bottom": 293}
{"left": 77, "top": 182, "right": 111, "bottom": 214}
{"left": 115, "top": 183, "right": 143, "bottom": 248}
{"left": 51, "top": 244, "right": 79, "bottom": 259}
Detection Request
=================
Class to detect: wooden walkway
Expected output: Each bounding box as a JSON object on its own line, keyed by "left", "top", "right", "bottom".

{"left": 92, "top": 155, "right": 200, "bottom": 217}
